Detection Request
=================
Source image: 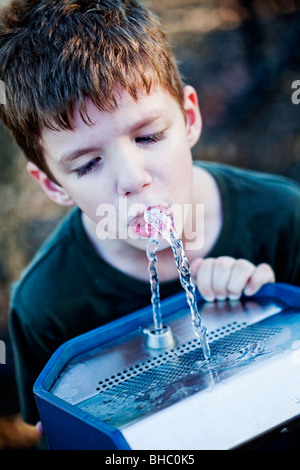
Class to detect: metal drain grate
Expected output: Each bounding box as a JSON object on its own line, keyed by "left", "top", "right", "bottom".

{"left": 94, "top": 321, "right": 281, "bottom": 395}
{"left": 75, "top": 321, "right": 283, "bottom": 428}
{"left": 77, "top": 322, "right": 282, "bottom": 428}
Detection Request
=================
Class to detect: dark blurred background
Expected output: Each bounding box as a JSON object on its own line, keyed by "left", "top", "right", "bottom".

{"left": 0, "top": 0, "right": 299, "bottom": 449}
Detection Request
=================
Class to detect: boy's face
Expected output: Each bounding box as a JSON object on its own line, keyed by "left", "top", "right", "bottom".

{"left": 31, "top": 85, "right": 202, "bottom": 251}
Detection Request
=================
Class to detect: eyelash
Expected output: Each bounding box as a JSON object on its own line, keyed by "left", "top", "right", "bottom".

{"left": 135, "top": 131, "right": 166, "bottom": 145}
{"left": 75, "top": 157, "right": 101, "bottom": 179}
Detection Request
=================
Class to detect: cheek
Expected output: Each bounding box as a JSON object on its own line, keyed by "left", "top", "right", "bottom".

{"left": 63, "top": 184, "right": 104, "bottom": 221}
{"left": 165, "top": 145, "right": 193, "bottom": 190}
{"left": 168, "top": 129, "right": 193, "bottom": 167}
{"left": 68, "top": 174, "right": 113, "bottom": 205}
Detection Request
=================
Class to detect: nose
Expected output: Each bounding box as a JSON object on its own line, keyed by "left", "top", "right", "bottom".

{"left": 114, "top": 150, "right": 152, "bottom": 197}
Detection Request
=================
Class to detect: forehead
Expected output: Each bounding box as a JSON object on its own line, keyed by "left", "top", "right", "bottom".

{"left": 73, "top": 88, "right": 169, "bottom": 131}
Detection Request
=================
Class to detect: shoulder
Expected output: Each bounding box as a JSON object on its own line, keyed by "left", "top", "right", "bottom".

{"left": 196, "top": 161, "right": 300, "bottom": 247}
{"left": 196, "top": 161, "right": 300, "bottom": 210}
{"left": 10, "top": 208, "right": 87, "bottom": 321}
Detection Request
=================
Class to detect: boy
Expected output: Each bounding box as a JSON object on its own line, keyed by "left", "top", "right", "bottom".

{"left": 0, "top": 0, "right": 299, "bottom": 432}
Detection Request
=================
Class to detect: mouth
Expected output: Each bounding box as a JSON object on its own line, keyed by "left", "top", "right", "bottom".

{"left": 129, "top": 212, "right": 157, "bottom": 238}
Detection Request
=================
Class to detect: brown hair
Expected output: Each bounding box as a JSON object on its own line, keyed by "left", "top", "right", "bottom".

{"left": 0, "top": 0, "right": 184, "bottom": 181}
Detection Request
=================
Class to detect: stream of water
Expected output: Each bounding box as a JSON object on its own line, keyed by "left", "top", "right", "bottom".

{"left": 144, "top": 205, "right": 211, "bottom": 360}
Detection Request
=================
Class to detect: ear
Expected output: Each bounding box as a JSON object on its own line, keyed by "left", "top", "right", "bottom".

{"left": 183, "top": 85, "right": 202, "bottom": 148}
{"left": 27, "top": 161, "right": 75, "bottom": 207}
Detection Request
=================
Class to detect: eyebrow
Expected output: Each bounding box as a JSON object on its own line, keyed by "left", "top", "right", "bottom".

{"left": 58, "top": 146, "right": 99, "bottom": 167}
{"left": 58, "top": 110, "right": 166, "bottom": 167}
{"left": 128, "top": 111, "right": 166, "bottom": 133}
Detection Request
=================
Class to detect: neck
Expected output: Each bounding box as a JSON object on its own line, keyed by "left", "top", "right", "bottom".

{"left": 173, "top": 166, "right": 222, "bottom": 264}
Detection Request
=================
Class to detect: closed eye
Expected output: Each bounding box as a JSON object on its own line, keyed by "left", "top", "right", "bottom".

{"left": 74, "top": 157, "right": 101, "bottom": 179}
{"left": 135, "top": 130, "right": 166, "bottom": 145}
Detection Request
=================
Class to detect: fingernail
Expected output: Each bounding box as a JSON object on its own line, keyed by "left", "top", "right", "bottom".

{"left": 216, "top": 295, "right": 227, "bottom": 301}
{"left": 202, "top": 295, "right": 215, "bottom": 302}
{"left": 228, "top": 294, "right": 240, "bottom": 301}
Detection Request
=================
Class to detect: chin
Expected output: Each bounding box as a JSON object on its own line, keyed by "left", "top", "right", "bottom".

{"left": 125, "top": 235, "right": 171, "bottom": 253}
{"left": 154, "top": 238, "right": 172, "bottom": 252}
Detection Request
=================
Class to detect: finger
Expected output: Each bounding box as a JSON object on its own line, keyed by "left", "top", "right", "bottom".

{"left": 190, "top": 257, "right": 204, "bottom": 281}
{"left": 244, "top": 263, "right": 275, "bottom": 296}
{"left": 226, "top": 258, "right": 256, "bottom": 300}
{"left": 196, "top": 257, "right": 215, "bottom": 301}
{"left": 35, "top": 421, "right": 44, "bottom": 436}
{"left": 211, "top": 256, "right": 236, "bottom": 300}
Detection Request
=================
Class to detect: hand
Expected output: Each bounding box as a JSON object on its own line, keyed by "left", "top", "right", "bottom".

{"left": 190, "top": 256, "right": 275, "bottom": 302}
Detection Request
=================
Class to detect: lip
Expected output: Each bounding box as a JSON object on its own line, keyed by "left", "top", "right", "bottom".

{"left": 129, "top": 212, "right": 157, "bottom": 238}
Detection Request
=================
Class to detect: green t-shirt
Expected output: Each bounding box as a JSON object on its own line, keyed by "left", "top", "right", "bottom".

{"left": 9, "top": 162, "right": 300, "bottom": 424}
